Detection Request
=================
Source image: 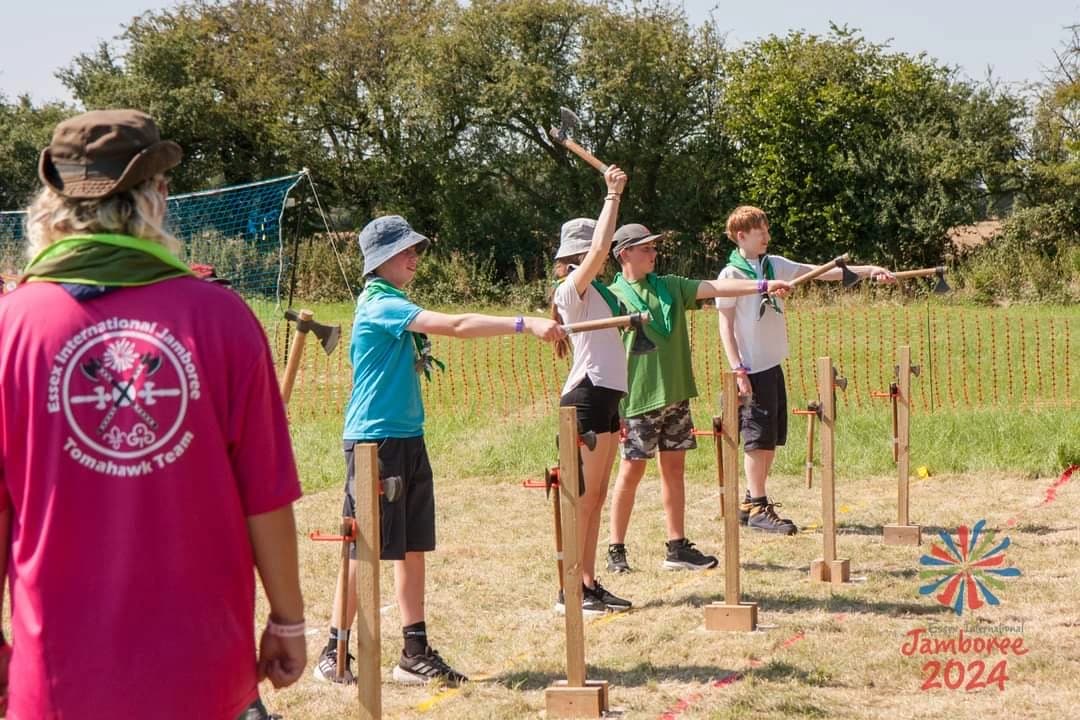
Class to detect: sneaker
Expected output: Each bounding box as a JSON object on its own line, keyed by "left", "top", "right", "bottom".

{"left": 747, "top": 500, "right": 798, "bottom": 535}
{"left": 663, "top": 538, "right": 719, "bottom": 570}
{"left": 606, "top": 543, "right": 632, "bottom": 573}
{"left": 739, "top": 495, "right": 794, "bottom": 526}
{"left": 392, "top": 646, "right": 468, "bottom": 686}
{"left": 312, "top": 643, "right": 356, "bottom": 684}
{"left": 555, "top": 587, "right": 608, "bottom": 617}
{"left": 589, "top": 578, "right": 632, "bottom": 612}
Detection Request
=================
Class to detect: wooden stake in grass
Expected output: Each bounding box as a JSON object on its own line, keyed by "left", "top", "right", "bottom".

{"left": 810, "top": 357, "right": 851, "bottom": 585}
{"left": 354, "top": 444, "right": 382, "bottom": 720}
{"left": 704, "top": 372, "right": 758, "bottom": 631}
{"left": 882, "top": 345, "right": 922, "bottom": 546}
{"left": 545, "top": 406, "right": 609, "bottom": 719}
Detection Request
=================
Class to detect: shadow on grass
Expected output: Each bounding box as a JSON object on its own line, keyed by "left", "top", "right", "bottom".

{"left": 496, "top": 661, "right": 741, "bottom": 690}
{"left": 655, "top": 590, "right": 954, "bottom": 617}
{"left": 832, "top": 522, "right": 1064, "bottom": 537}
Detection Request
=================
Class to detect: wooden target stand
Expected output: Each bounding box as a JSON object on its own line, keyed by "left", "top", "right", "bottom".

{"left": 805, "top": 357, "right": 850, "bottom": 585}
{"left": 873, "top": 346, "right": 922, "bottom": 545}
{"left": 544, "top": 406, "right": 610, "bottom": 718}
{"left": 701, "top": 372, "right": 758, "bottom": 631}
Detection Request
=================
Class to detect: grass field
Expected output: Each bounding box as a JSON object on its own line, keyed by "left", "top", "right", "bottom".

{"left": 259, "top": 438, "right": 1078, "bottom": 719}
{"left": 257, "top": 292, "right": 1079, "bottom": 719}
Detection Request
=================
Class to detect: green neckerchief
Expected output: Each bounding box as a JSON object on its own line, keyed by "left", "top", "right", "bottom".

{"left": 363, "top": 277, "right": 445, "bottom": 381}
{"left": 20, "top": 233, "right": 194, "bottom": 286}
{"left": 726, "top": 249, "right": 780, "bottom": 315}
{"left": 553, "top": 275, "right": 624, "bottom": 317}
{"left": 612, "top": 272, "right": 673, "bottom": 337}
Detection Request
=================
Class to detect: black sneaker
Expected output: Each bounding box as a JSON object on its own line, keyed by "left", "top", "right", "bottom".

{"left": 606, "top": 543, "right": 632, "bottom": 573}
{"left": 392, "top": 646, "right": 468, "bottom": 686}
{"left": 555, "top": 586, "right": 608, "bottom": 617}
{"left": 312, "top": 643, "right": 356, "bottom": 684}
{"left": 747, "top": 500, "right": 798, "bottom": 535}
{"left": 589, "top": 578, "right": 632, "bottom": 612}
{"left": 663, "top": 539, "right": 719, "bottom": 570}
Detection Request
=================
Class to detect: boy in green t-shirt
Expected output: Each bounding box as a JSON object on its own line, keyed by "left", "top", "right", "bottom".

{"left": 605, "top": 224, "right": 792, "bottom": 572}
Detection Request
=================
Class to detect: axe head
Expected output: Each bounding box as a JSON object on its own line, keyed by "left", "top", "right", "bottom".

{"left": 836, "top": 257, "right": 861, "bottom": 288}
{"left": 628, "top": 312, "right": 657, "bottom": 355}
{"left": 284, "top": 309, "right": 341, "bottom": 355}
{"left": 832, "top": 368, "right": 848, "bottom": 392}
{"left": 578, "top": 430, "right": 598, "bottom": 452}
{"left": 932, "top": 266, "right": 950, "bottom": 294}
{"left": 557, "top": 106, "right": 581, "bottom": 140}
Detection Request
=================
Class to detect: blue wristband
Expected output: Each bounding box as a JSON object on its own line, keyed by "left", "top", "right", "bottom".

{"left": 514, "top": 316, "right": 525, "bottom": 333}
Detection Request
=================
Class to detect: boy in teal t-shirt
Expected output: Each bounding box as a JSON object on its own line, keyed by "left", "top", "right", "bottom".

{"left": 605, "top": 223, "right": 792, "bottom": 573}
{"left": 315, "top": 215, "right": 564, "bottom": 687}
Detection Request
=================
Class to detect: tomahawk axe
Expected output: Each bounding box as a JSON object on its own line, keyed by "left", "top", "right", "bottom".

{"left": 891, "top": 266, "right": 950, "bottom": 294}
{"left": 280, "top": 309, "right": 342, "bottom": 405}
{"left": 548, "top": 107, "right": 609, "bottom": 174}
{"left": 562, "top": 312, "right": 656, "bottom": 355}
{"left": 756, "top": 254, "right": 860, "bottom": 320}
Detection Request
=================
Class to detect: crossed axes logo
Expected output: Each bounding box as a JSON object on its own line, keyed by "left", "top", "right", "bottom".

{"left": 70, "top": 341, "right": 181, "bottom": 449}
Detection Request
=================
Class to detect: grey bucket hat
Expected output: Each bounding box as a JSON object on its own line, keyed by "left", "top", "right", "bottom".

{"left": 359, "top": 215, "right": 430, "bottom": 276}
{"left": 554, "top": 218, "right": 596, "bottom": 260}
{"left": 612, "top": 223, "right": 662, "bottom": 260}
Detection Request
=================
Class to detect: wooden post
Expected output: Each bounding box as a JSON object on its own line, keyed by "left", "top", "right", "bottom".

{"left": 354, "top": 444, "right": 381, "bottom": 720}
{"left": 712, "top": 415, "right": 725, "bottom": 518}
{"left": 334, "top": 518, "right": 353, "bottom": 683}
{"left": 804, "top": 408, "right": 816, "bottom": 488}
{"left": 704, "top": 372, "right": 758, "bottom": 631}
{"left": 810, "top": 358, "right": 850, "bottom": 585}
{"left": 279, "top": 309, "right": 312, "bottom": 405}
{"left": 884, "top": 345, "right": 922, "bottom": 545}
{"left": 545, "top": 407, "right": 608, "bottom": 718}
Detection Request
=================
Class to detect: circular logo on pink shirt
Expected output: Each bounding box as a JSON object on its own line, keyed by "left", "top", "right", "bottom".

{"left": 59, "top": 328, "right": 195, "bottom": 461}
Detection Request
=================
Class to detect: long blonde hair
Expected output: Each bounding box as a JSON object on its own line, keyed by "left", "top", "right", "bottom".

{"left": 549, "top": 254, "right": 584, "bottom": 359}
{"left": 24, "top": 175, "right": 179, "bottom": 258}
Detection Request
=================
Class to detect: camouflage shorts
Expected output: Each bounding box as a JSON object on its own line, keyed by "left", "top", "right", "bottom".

{"left": 620, "top": 400, "right": 697, "bottom": 460}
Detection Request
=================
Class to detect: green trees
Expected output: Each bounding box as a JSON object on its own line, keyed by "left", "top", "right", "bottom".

{"left": 0, "top": 1, "right": 1046, "bottom": 285}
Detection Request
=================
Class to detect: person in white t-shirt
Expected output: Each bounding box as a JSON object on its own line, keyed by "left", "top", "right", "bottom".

{"left": 550, "top": 165, "right": 631, "bottom": 615}
{"left": 715, "top": 206, "right": 894, "bottom": 534}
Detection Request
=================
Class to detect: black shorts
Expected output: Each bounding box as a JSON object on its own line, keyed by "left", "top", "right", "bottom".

{"left": 342, "top": 437, "right": 435, "bottom": 561}
{"left": 739, "top": 365, "right": 788, "bottom": 451}
{"left": 560, "top": 376, "right": 624, "bottom": 434}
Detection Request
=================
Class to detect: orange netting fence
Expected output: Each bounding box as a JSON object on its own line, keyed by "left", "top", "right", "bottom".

{"left": 273, "top": 301, "right": 1078, "bottom": 422}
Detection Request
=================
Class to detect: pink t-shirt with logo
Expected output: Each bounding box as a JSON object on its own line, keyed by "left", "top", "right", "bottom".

{"left": 0, "top": 277, "right": 301, "bottom": 720}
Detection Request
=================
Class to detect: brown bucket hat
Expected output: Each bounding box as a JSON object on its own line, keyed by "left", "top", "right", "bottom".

{"left": 38, "top": 109, "right": 182, "bottom": 200}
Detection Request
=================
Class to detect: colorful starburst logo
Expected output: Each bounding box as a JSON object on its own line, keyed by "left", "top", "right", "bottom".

{"left": 918, "top": 519, "right": 1021, "bottom": 616}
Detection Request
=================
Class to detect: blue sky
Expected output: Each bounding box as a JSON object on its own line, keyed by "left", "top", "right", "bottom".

{"left": 1, "top": 0, "right": 1077, "bottom": 103}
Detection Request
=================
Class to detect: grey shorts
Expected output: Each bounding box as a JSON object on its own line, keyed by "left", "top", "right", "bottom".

{"left": 620, "top": 400, "right": 697, "bottom": 460}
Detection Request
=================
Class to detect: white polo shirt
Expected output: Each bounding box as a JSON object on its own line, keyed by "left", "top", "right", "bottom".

{"left": 715, "top": 254, "right": 808, "bottom": 373}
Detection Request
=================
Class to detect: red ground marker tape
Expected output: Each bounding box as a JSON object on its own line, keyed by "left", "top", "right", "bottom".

{"left": 1006, "top": 465, "right": 1075, "bottom": 527}
{"left": 656, "top": 630, "right": 810, "bottom": 719}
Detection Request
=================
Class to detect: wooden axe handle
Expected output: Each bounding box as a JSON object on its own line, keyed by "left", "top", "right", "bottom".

{"left": 549, "top": 128, "right": 609, "bottom": 173}
{"left": 280, "top": 309, "right": 313, "bottom": 405}
{"left": 892, "top": 266, "right": 944, "bottom": 280}
{"left": 563, "top": 313, "right": 649, "bottom": 333}
{"left": 790, "top": 253, "right": 851, "bottom": 287}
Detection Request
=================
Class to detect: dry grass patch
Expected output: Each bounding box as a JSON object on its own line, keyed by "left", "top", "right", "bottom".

{"left": 257, "top": 463, "right": 1079, "bottom": 719}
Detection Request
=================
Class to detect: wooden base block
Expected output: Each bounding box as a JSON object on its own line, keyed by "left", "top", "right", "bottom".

{"left": 704, "top": 601, "right": 758, "bottom": 631}
{"left": 810, "top": 558, "right": 851, "bottom": 585}
{"left": 545, "top": 680, "right": 609, "bottom": 718}
{"left": 883, "top": 524, "right": 922, "bottom": 546}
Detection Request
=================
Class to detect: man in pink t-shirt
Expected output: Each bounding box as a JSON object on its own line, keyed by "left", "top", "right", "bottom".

{"left": 0, "top": 110, "right": 305, "bottom": 719}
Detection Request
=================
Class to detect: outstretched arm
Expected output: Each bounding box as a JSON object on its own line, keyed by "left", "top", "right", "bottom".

{"left": 570, "top": 165, "right": 628, "bottom": 296}
{"left": 697, "top": 278, "right": 792, "bottom": 300}
{"left": 410, "top": 311, "right": 565, "bottom": 342}
{"left": 795, "top": 263, "right": 895, "bottom": 283}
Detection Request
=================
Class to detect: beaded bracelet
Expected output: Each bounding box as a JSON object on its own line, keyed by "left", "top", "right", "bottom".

{"left": 514, "top": 316, "right": 525, "bottom": 333}
{"left": 733, "top": 363, "right": 751, "bottom": 374}
{"left": 266, "top": 618, "right": 307, "bottom": 638}
{"left": 756, "top": 278, "right": 768, "bottom": 294}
